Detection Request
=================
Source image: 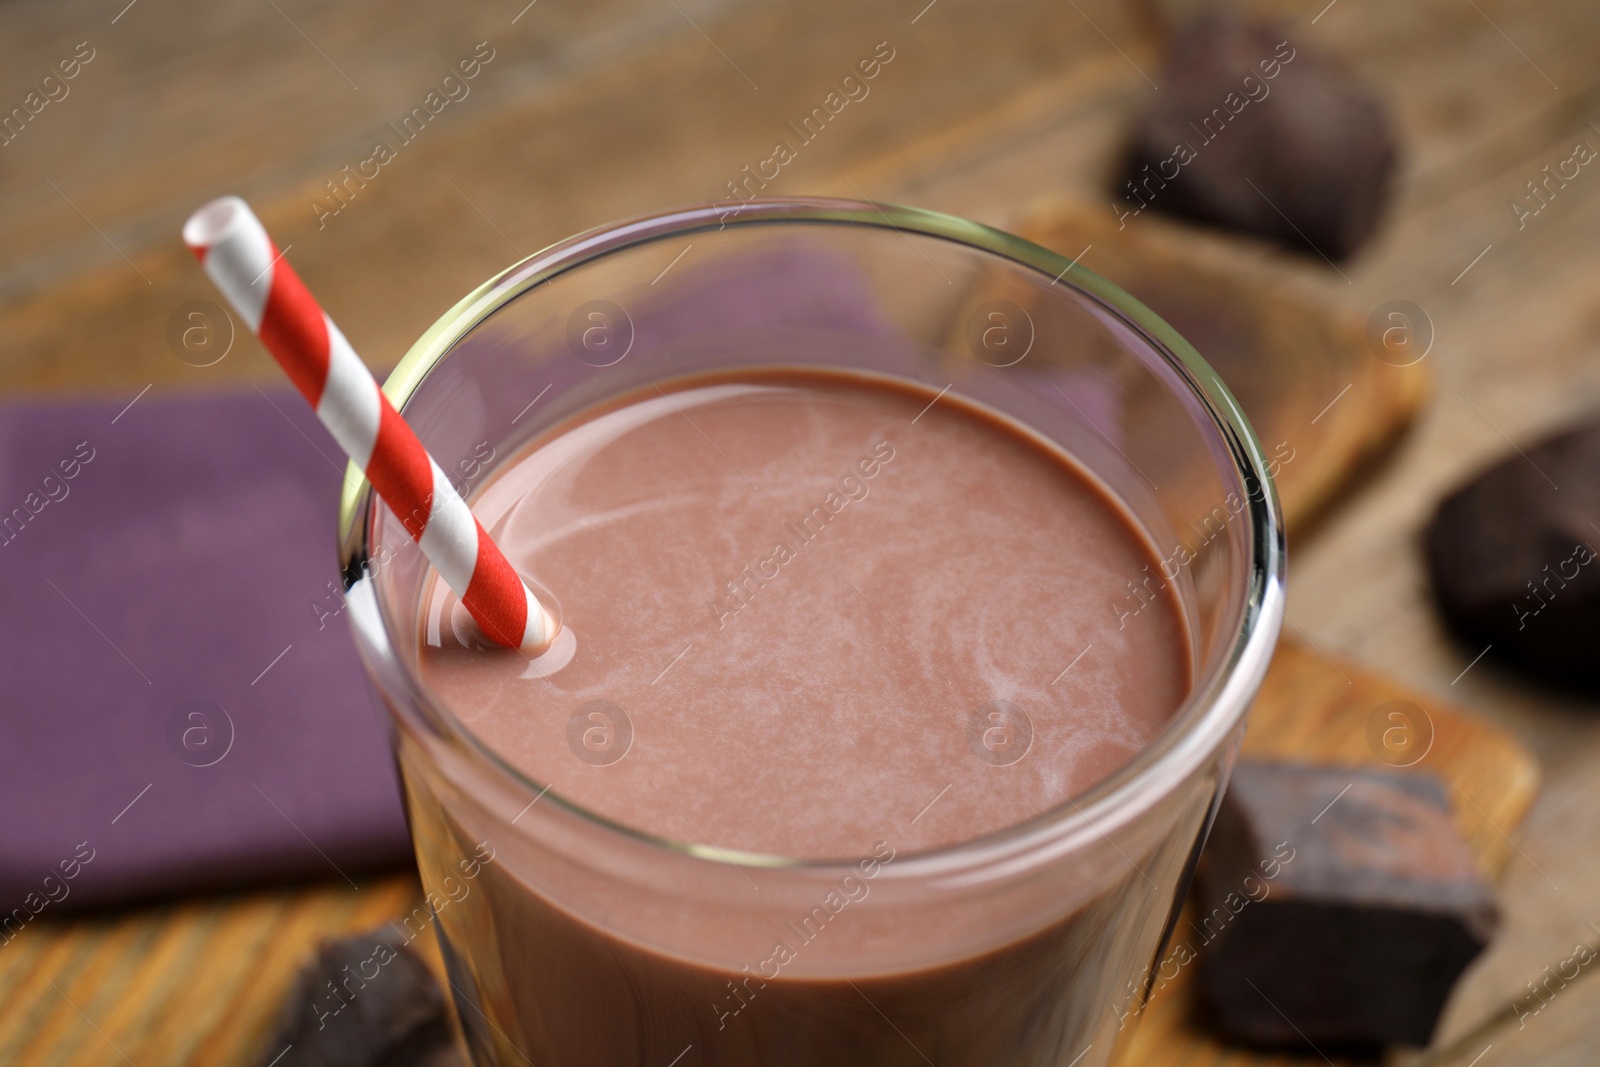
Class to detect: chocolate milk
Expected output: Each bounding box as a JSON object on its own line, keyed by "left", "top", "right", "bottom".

{"left": 407, "top": 369, "right": 1196, "bottom": 1065}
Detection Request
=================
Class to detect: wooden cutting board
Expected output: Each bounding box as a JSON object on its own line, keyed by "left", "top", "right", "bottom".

{"left": 0, "top": 639, "right": 1537, "bottom": 1066}
{"left": 1011, "top": 194, "right": 1433, "bottom": 536}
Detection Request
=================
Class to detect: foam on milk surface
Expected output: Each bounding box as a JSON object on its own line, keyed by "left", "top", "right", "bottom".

{"left": 420, "top": 371, "right": 1191, "bottom": 859}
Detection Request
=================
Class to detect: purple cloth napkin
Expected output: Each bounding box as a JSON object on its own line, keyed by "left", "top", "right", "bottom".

{"left": 0, "top": 245, "right": 915, "bottom": 921}
{"left": 0, "top": 387, "right": 411, "bottom": 918}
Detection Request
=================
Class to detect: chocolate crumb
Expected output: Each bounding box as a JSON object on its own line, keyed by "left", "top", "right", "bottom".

{"left": 256, "top": 926, "right": 465, "bottom": 1067}
{"left": 1426, "top": 418, "right": 1600, "bottom": 688}
{"left": 1198, "top": 761, "right": 1497, "bottom": 1048}
{"left": 1117, "top": 14, "right": 1398, "bottom": 259}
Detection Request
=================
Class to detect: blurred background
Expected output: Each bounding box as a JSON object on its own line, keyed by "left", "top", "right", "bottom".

{"left": 2, "top": 0, "right": 1598, "bottom": 1064}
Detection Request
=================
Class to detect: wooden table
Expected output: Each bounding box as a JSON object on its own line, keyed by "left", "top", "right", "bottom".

{"left": 2, "top": 0, "right": 1598, "bottom": 1063}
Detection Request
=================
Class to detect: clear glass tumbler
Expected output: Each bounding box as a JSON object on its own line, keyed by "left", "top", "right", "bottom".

{"left": 337, "top": 198, "right": 1285, "bottom": 1067}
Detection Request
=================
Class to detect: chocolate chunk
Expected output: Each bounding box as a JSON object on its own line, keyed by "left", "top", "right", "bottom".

{"left": 1426, "top": 419, "right": 1600, "bottom": 688}
{"left": 1197, "top": 761, "right": 1497, "bottom": 1048}
{"left": 256, "top": 925, "right": 465, "bottom": 1067}
{"left": 1118, "top": 14, "right": 1398, "bottom": 259}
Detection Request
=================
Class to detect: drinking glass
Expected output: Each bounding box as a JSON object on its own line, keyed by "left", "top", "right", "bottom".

{"left": 338, "top": 198, "right": 1285, "bottom": 1067}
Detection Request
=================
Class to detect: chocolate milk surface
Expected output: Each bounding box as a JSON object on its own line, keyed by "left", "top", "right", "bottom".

{"left": 420, "top": 369, "right": 1190, "bottom": 858}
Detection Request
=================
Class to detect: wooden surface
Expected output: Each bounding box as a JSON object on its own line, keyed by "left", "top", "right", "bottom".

{"left": 0, "top": 874, "right": 429, "bottom": 1066}
{"left": 2, "top": 0, "right": 1598, "bottom": 1063}
{"left": 0, "top": 640, "right": 1538, "bottom": 1067}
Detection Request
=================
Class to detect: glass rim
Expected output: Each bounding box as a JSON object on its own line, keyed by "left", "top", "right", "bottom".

{"left": 337, "top": 195, "right": 1287, "bottom": 877}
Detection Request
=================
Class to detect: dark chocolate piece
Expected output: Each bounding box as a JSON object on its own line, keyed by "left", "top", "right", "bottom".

{"left": 1118, "top": 14, "right": 1397, "bottom": 259}
{"left": 1426, "top": 419, "right": 1600, "bottom": 688}
{"left": 1198, "top": 761, "right": 1497, "bottom": 1048}
{"left": 256, "top": 926, "right": 465, "bottom": 1067}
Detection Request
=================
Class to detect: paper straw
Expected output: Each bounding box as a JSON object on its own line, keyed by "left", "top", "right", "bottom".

{"left": 182, "top": 196, "right": 556, "bottom": 654}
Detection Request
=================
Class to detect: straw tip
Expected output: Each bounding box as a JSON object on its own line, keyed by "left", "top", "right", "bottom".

{"left": 521, "top": 605, "right": 561, "bottom": 657}
{"left": 182, "top": 195, "right": 256, "bottom": 253}
{"left": 519, "top": 621, "right": 577, "bottom": 678}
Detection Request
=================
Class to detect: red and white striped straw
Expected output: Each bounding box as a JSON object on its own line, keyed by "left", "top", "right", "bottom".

{"left": 182, "top": 196, "right": 557, "bottom": 654}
